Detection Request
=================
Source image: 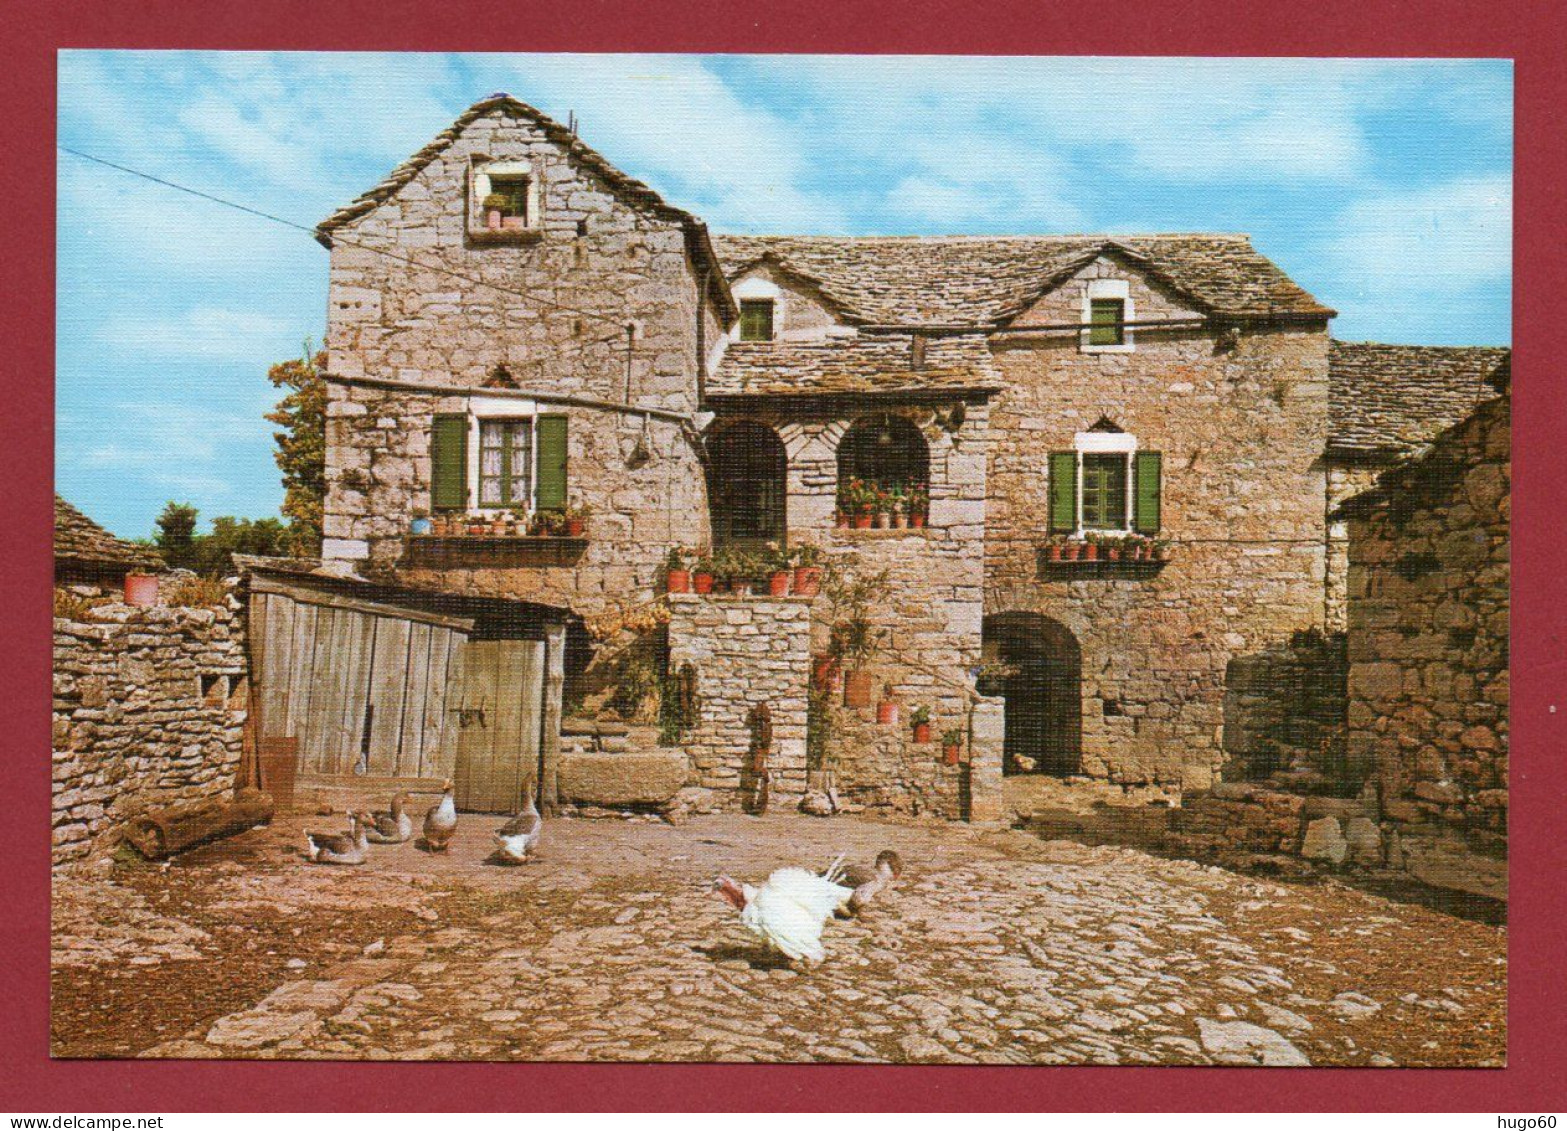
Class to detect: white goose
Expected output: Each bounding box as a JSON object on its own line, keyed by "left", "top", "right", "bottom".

{"left": 422, "top": 778, "right": 457, "bottom": 853}
{"left": 492, "top": 793, "right": 543, "bottom": 864}
{"left": 714, "top": 855, "right": 853, "bottom": 964}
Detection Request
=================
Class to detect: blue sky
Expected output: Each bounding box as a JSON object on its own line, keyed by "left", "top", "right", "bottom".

{"left": 57, "top": 52, "right": 1512, "bottom": 538}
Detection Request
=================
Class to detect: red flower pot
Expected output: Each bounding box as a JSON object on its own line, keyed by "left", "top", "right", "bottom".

{"left": 692, "top": 572, "right": 715, "bottom": 595}
{"left": 877, "top": 699, "right": 899, "bottom": 726}
{"left": 812, "top": 654, "right": 841, "bottom": 692}
{"left": 912, "top": 721, "right": 932, "bottom": 744}
{"left": 873, "top": 511, "right": 890, "bottom": 530}
{"left": 941, "top": 743, "right": 962, "bottom": 766}
{"left": 892, "top": 511, "right": 908, "bottom": 529}
{"left": 843, "top": 670, "right": 873, "bottom": 709}
{"left": 793, "top": 566, "right": 823, "bottom": 597}
{"left": 1061, "top": 542, "right": 1081, "bottom": 561}
{"left": 564, "top": 518, "right": 585, "bottom": 537}
{"left": 1082, "top": 543, "right": 1099, "bottom": 561}
{"left": 768, "top": 571, "right": 792, "bottom": 597}
{"left": 1047, "top": 545, "right": 1064, "bottom": 562}
{"left": 1107, "top": 546, "right": 1122, "bottom": 561}
{"left": 910, "top": 511, "right": 926, "bottom": 529}
{"left": 124, "top": 573, "right": 159, "bottom": 607}
{"left": 853, "top": 509, "right": 873, "bottom": 530}
{"left": 666, "top": 569, "right": 691, "bottom": 594}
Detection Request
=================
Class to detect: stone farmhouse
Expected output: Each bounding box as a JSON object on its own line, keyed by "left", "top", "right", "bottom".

{"left": 301, "top": 92, "right": 1508, "bottom": 829}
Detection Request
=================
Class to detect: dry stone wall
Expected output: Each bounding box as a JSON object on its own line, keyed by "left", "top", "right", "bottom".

{"left": 667, "top": 595, "right": 812, "bottom": 804}
{"left": 987, "top": 258, "right": 1332, "bottom": 791}
{"left": 52, "top": 601, "right": 247, "bottom": 869}
{"left": 1345, "top": 392, "right": 1509, "bottom": 901}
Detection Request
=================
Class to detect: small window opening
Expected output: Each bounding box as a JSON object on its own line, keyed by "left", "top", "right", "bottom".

{"left": 576, "top": 219, "right": 589, "bottom": 237}
{"left": 198, "top": 674, "right": 226, "bottom": 703}
{"left": 739, "top": 300, "right": 775, "bottom": 342}
{"left": 1089, "top": 298, "right": 1126, "bottom": 346}
{"left": 486, "top": 174, "right": 529, "bottom": 222}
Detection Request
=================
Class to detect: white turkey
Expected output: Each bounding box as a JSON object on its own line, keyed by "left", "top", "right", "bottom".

{"left": 492, "top": 793, "right": 543, "bottom": 864}
{"left": 714, "top": 855, "right": 853, "bottom": 964}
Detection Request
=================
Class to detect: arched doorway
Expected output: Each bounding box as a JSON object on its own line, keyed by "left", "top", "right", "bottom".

{"left": 982, "top": 613, "right": 1082, "bottom": 776}
{"left": 707, "top": 419, "right": 787, "bottom": 547}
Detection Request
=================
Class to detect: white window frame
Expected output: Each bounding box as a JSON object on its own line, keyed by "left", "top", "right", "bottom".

{"left": 731, "top": 276, "right": 782, "bottom": 342}
{"left": 1073, "top": 429, "right": 1138, "bottom": 536}
{"left": 469, "top": 158, "right": 542, "bottom": 234}
{"left": 466, "top": 396, "right": 539, "bottom": 514}
{"left": 1081, "top": 278, "right": 1135, "bottom": 354}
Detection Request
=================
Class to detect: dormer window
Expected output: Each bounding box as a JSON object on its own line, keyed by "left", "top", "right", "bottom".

{"left": 739, "top": 299, "right": 775, "bottom": 342}
{"left": 470, "top": 159, "right": 540, "bottom": 240}
{"left": 1081, "top": 278, "right": 1135, "bottom": 353}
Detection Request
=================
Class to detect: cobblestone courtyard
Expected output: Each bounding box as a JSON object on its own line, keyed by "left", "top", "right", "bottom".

{"left": 51, "top": 811, "right": 1505, "bottom": 1066}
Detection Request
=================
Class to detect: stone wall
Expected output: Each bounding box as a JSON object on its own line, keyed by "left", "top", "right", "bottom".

{"left": 52, "top": 600, "right": 248, "bottom": 869}
{"left": 321, "top": 101, "right": 719, "bottom": 617}
{"left": 667, "top": 594, "right": 812, "bottom": 804}
{"left": 1220, "top": 630, "right": 1349, "bottom": 792}
{"left": 986, "top": 256, "right": 1332, "bottom": 790}
{"left": 1344, "top": 392, "right": 1509, "bottom": 901}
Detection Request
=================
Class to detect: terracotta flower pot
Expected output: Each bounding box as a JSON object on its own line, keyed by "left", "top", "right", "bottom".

{"left": 912, "top": 721, "right": 932, "bottom": 744}
{"left": 1061, "top": 541, "right": 1080, "bottom": 561}
{"left": 124, "top": 573, "right": 159, "bottom": 607}
{"left": 853, "top": 512, "right": 873, "bottom": 530}
{"left": 1046, "top": 545, "right": 1064, "bottom": 562}
{"left": 892, "top": 510, "right": 908, "bottom": 529}
{"left": 1082, "top": 543, "right": 1099, "bottom": 561}
{"left": 692, "top": 572, "right": 715, "bottom": 595}
{"left": 877, "top": 699, "right": 899, "bottom": 726}
{"left": 812, "top": 654, "right": 841, "bottom": 692}
{"left": 565, "top": 518, "right": 585, "bottom": 537}
{"left": 486, "top": 209, "right": 503, "bottom": 230}
{"left": 910, "top": 511, "right": 926, "bottom": 529}
{"left": 502, "top": 215, "right": 526, "bottom": 230}
{"left": 768, "top": 571, "right": 792, "bottom": 597}
{"left": 666, "top": 569, "right": 691, "bottom": 594}
{"left": 1107, "top": 545, "right": 1122, "bottom": 561}
{"left": 793, "top": 566, "right": 823, "bottom": 597}
{"left": 941, "top": 743, "right": 962, "bottom": 766}
{"left": 843, "top": 670, "right": 873, "bottom": 709}
{"left": 873, "top": 510, "right": 890, "bottom": 530}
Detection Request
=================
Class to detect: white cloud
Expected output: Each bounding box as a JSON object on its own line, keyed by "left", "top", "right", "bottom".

{"left": 94, "top": 306, "right": 303, "bottom": 362}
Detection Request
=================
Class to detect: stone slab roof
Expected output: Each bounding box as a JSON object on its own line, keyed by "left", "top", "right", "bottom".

{"left": 712, "top": 234, "right": 1332, "bottom": 326}
{"left": 709, "top": 333, "right": 1001, "bottom": 398}
{"left": 315, "top": 93, "right": 735, "bottom": 320}
{"left": 1329, "top": 342, "right": 1511, "bottom": 458}
{"left": 55, "top": 495, "right": 162, "bottom": 572}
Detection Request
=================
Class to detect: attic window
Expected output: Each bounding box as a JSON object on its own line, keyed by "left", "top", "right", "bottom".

{"left": 1081, "top": 279, "right": 1135, "bottom": 353}
{"left": 1089, "top": 299, "right": 1125, "bottom": 346}
{"left": 471, "top": 159, "right": 539, "bottom": 239}
{"left": 740, "top": 300, "right": 775, "bottom": 342}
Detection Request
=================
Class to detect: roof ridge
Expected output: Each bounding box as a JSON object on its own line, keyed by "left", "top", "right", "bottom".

{"left": 713, "top": 232, "right": 1254, "bottom": 242}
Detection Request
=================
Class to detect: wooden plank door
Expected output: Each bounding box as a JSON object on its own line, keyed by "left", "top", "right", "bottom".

{"left": 454, "top": 639, "right": 544, "bottom": 813}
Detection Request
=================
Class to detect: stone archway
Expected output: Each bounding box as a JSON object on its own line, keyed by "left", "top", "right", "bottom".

{"left": 982, "top": 612, "right": 1082, "bottom": 777}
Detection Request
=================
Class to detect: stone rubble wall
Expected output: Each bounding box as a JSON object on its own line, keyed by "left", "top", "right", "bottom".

{"left": 1344, "top": 393, "right": 1509, "bottom": 901}
{"left": 52, "top": 600, "right": 248, "bottom": 869}
{"left": 1325, "top": 463, "right": 1385, "bottom": 632}
{"left": 1220, "top": 631, "right": 1349, "bottom": 791}
{"left": 667, "top": 595, "right": 812, "bottom": 804}
{"left": 986, "top": 264, "right": 1333, "bottom": 791}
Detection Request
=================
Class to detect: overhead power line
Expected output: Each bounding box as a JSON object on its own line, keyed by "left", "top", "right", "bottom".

{"left": 57, "top": 145, "right": 638, "bottom": 335}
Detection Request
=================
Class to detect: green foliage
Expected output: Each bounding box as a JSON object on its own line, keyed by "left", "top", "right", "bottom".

{"left": 264, "top": 346, "right": 327, "bottom": 557}
{"left": 154, "top": 502, "right": 199, "bottom": 566}
{"left": 909, "top": 704, "right": 931, "bottom": 726}
{"left": 940, "top": 727, "right": 965, "bottom": 747}
{"left": 161, "top": 575, "right": 228, "bottom": 608}
{"left": 147, "top": 503, "right": 291, "bottom": 578}
{"left": 807, "top": 687, "right": 835, "bottom": 771}
{"left": 659, "top": 661, "right": 699, "bottom": 744}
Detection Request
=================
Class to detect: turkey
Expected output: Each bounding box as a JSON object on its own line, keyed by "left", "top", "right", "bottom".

{"left": 303, "top": 811, "right": 369, "bottom": 866}
{"left": 832, "top": 849, "right": 904, "bottom": 917}
{"left": 363, "top": 792, "right": 414, "bottom": 844}
{"left": 714, "top": 855, "right": 853, "bottom": 964}
{"left": 492, "top": 793, "right": 543, "bottom": 864}
{"left": 422, "top": 778, "right": 458, "bottom": 852}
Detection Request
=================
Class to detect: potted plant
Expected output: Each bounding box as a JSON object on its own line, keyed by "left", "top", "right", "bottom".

{"left": 665, "top": 547, "right": 691, "bottom": 594}
{"left": 1060, "top": 536, "right": 1080, "bottom": 561}
{"left": 482, "top": 192, "right": 508, "bottom": 230}
{"left": 562, "top": 502, "right": 592, "bottom": 538}
{"left": 466, "top": 512, "right": 489, "bottom": 536}
{"left": 1106, "top": 536, "right": 1123, "bottom": 562}
{"left": 849, "top": 479, "right": 875, "bottom": 529}
{"left": 974, "top": 660, "right": 1018, "bottom": 697}
{"left": 812, "top": 651, "right": 841, "bottom": 692}
{"left": 907, "top": 483, "right": 929, "bottom": 529}
{"left": 872, "top": 486, "right": 892, "bottom": 529}
{"left": 410, "top": 508, "right": 432, "bottom": 536}
{"left": 940, "top": 727, "right": 964, "bottom": 766}
{"left": 766, "top": 544, "right": 793, "bottom": 597}
{"left": 910, "top": 705, "right": 932, "bottom": 744}
{"left": 1045, "top": 534, "right": 1065, "bottom": 562}
{"left": 792, "top": 544, "right": 825, "bottom": 597}
{"left": 876, "top": 684, "right": 899, "bottom": 726}
{"left": 832, "top": 620, "right": 876, "bottom": 708}
{"left": 890, "top": 486, "right": 909, "bottom": 529}
{"left": 691, "top": 554, "right": 716, "bottom": 595}
{"left": 1153, "top": 538, "right": 1173, "bottom": 561}
{"left": 1081, "top": 531, "right": 1100, "bottom": 561}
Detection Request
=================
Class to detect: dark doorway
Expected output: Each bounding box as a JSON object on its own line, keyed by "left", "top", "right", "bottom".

{"left": 707, "top": 419, "right": 787, "bottom": 546}
{"left": 982, "top": 613, "right": 1082, "bottom": 776}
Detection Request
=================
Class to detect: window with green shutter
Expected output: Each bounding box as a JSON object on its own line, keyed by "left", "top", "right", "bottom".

{"left": 1081, "top": 453, "right": 1128, "bottom": 530}
{"left": 430, "top": 414, "right": 469, "bottom": 512}
{"left": 535, "top": 414, "right": 569, "bottom": 512}
{"left": 477, "top": 419, "right": 534, "bottom": 507}
{"left": 739, "top": 300, "right": 775, "bottom": 342}
{"left": 1089, "top": 298, "right": 1125, "bottom": 346}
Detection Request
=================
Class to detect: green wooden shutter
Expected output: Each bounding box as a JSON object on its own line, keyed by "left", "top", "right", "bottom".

{"left": 1133, "top": 450, "right": 1162, "bottom": 534}
{"left": 536, "top": 414, "right": 569, "bottom": 511}
{"left": 1049, "top": 451, "right": 1077, "bottom": 533}
{"left": 430, "top": 414, "right": 468, "bottom": 512}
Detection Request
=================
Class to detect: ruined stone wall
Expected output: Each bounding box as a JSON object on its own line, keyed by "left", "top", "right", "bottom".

{"left": 52, "top": 601, "right": 247, "bottom": 869}
{"left": 667, "top": 595, "right": 811, "bottom": 804}
{"left": 321, "top": 104, "right": 715, "bottom": 616}
{"left": 986, "top": 257, "right": 1331, "bottom": 791}
{"left": 1345, "top": 393, "right": 1509, "bottom": 901}
{"left": 1325, "top": 462, "right": 1386, "bottom": 631}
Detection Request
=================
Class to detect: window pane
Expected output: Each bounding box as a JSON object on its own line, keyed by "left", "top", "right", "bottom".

{"left": 1089, "top": 298, "right": 1125, "bottom": 346}
{"left": 740, "top": 300, "right": 774, "bottom": 342}
{"left": 1081, "top": 453, "right": 1128, "bottom": 529}
{"left": 489, "top": 175, "right": 528, "bottom": 218}
{"left": 509, "top": 422, "right": 533, "bottom": 506}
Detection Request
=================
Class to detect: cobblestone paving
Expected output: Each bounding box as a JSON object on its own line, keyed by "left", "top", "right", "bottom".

{"left": 51, "top": 811, "right": 1506, "bottom": 1065}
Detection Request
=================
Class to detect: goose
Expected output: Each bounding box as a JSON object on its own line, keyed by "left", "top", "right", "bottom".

{"left": 714, "top": 855, "right": 853, "bottom": 964}
{"left": 492, "top": 793, "right": 543, "bottom": 864}
{"left": 422, "top": 778, "right": 457, "bottom": 852}
{"left": 832, "top": 849, "right": 904, "bottom": 917}
{"left": 363, "top": 792, "right": 414, "bottom": 844}
{"left": 303, "top": 811, "right": 369, "bottom": 866}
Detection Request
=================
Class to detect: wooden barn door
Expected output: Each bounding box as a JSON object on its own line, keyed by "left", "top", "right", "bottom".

{"left": 453, "top": 639, "right": 545, "bottom": 813}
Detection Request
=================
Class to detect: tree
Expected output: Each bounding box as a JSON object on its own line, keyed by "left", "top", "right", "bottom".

{"left": 154, "top": 502, "right": 199, "bottom": 569}
{"left": 265, "top": 346, "right": 327, "bottom": 557}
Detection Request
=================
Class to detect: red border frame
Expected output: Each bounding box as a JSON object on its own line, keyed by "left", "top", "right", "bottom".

{"left": 6, "top": 0, "right": 1565, "bottom": 1111}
